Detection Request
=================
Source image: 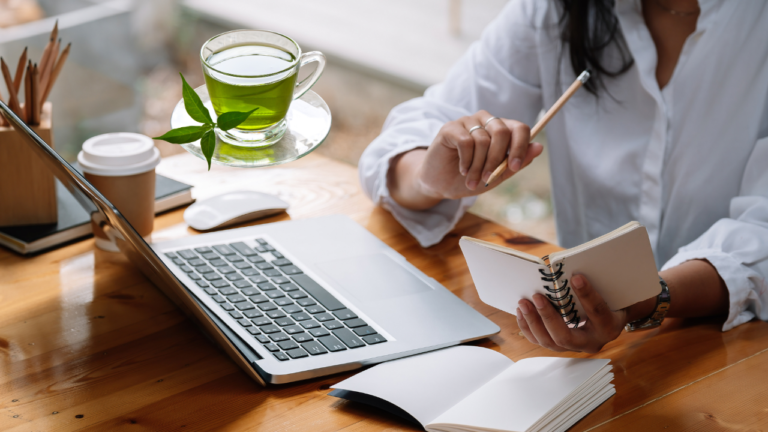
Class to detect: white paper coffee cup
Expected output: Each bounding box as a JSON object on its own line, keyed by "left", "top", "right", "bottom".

{"left": 78, "top": 133, "right": 160, "bottom": 251}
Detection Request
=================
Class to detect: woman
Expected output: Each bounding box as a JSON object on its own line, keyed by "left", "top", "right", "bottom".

{"left": 358, "top": 0, "right": 768, "bottom": 353}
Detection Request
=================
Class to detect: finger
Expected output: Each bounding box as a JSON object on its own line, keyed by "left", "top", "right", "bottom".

{"left": 519, "top": 298, "right": 566, "bottom": 352}
{"left": 571, "top": 274, "right": 614, "bottom": 330}
{"left": 486, "top": 142, "right": 544, "bottom": 187}
{"left": 516, "top": 307, "right": 539, "bottom": 345}
{"left": 531, "top": 293, "right": 583, "bottom": 351}
{"left": 479, "top": 115, "right": 512, "bottom": 185}
{"left": 461, "top": 117, "right": 490, "bottom": 190}
{"left": 443, "top": 122, "right": 475, "bottom": 177}
{"left": 501, "top": 119, "right": 531, "bottom": 173}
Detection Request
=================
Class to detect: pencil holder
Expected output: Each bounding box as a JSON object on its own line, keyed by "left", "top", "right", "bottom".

{"left": 0, "top": 102, "right": 57, "bottom": 227}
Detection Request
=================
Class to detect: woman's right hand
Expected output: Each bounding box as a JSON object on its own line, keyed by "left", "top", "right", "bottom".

{"left": 389, "top": 110, "right": 543, "bottom": 210}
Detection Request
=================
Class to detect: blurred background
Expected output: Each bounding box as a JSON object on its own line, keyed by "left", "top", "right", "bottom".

{"left": 0, "top": 0, "right": 556, "bottom": 244}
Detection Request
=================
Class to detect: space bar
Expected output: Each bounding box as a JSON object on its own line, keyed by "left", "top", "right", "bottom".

{"left": 291, "top": 274, "right": 346, "bottom": 311}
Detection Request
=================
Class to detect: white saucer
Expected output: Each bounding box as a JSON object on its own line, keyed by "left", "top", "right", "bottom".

{"left": 170, "top": 86, "right": 332, "bottom": 168}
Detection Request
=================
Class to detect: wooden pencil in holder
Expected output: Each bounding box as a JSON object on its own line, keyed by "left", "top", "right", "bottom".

{"left": 0, "top": 102, "right": 57, "bottom": 227}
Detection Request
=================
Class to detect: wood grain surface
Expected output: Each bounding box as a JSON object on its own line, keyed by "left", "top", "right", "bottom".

{"left": 2, "top": 152, "right": 768, "bottom": 431}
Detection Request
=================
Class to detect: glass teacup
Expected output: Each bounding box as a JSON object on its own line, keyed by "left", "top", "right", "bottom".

{"left": 201, "top": 30, "right": 325, "bottom": 147}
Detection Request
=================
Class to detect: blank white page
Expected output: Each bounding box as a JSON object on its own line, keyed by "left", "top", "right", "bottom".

{"left": 332, "top": 346, "right": 512, "bottom": 426}
{"left": 429, "top": 357, "right": 610, "bottom": 432}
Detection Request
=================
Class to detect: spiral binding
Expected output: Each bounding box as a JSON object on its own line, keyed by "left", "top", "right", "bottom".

{"left": 539, "top": 255, "right": 580, "bottom": 327}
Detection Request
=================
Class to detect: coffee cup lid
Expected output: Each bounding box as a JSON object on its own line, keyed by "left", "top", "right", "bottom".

{"left": 78, "top": 133, "right": 160, "bottom": 176}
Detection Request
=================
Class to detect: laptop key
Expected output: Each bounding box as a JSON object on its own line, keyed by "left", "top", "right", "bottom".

{"left": 165, "top": 252, "right": 179, "bottom": 259}
{"left": 286, "top": 348, "right": 309, "bottom": 359}
{"left": 229, "top": 311, "right": 244, "bottom": 319}
{"left": 196, "top": 280, "right": 210, "bottom": 288}
{"left": 249, "top": 275, "right": 268, "bottom": 284}
{"left": 188, "top": 258, "right": 206, "bottom": 267}
{"left": 218, "top": 266, "right": 236, "bottom": 275}
{"left": 247, "top": 327, "right": 261, "bottom": 335}
{"left": 242, "top": 268, "right": 261, "bottom": 276}
{"left": 263, "top": 343, "right": 280, "bottom": 352}
{"left": 333, "top": 328, "right": 365, "bottom": 349}
{"left": 284, "top": 325, "right": 304, "bottom": 335}
{"left": 292, "top": 274, "right": 345, "bottom": 311}
{"left": 309, "top": 327, "right": 330, "bottom": 338}
{"left": 257, "top": 282, "right": 277, "bottom": 291}
{"left": 235, "top": 302, "right": 255, "bottom": 311}
{"left": 297, "top": 298, "right": 316, "bottom": 307}
{"left": 363, "top": 334, "right": 387, "bottom": 345}
{"left": 277, "top": 340, "right": 299, "bottom": 351}
{"left": 288, "top": 291, "right": 307, "bottom": 300}
{"left": 256, "top": 335, "right": 270, "bottom": 344}
{"left": 344, "top": 318, "right": 367, "bottom": 328}
{"left": 227, "top": 294, "right": 247, "bottom": 303}
{"left": 266, "top": 311, "right": 287, "bottom": 320}
{"left": 266, "top": 291, "right": 285, "bottom": 299}
{"left": 281, "top": 265, "right": 303, "bottom": 275}
{"left": 237, "top": 319, "right": 252, "bottom": 327}
{"left": 324, "top": 320, "right": 343, "bottom": 330}
{"left": 283, "top": 305, "right": 302, "bottom": 314}
{"left": 211, "top": 295, "right": 226, "bottom": 303}
{"left": 255, "top": 246, "right": 268, "bottom": 253}
{"left": 203, "top": 288, "right": 217, "bottom": 295}
{"left": 248, "top": 255, "right": 266, "bottom": 264}
{"left": 272, "top": 258, "right": 292, "bottom": 266}
{"left": 241, "top": 288, "right": 259, "bottom": 296}
{"left": 252, "top": 317, "right": 271, "bottom": 326}
{"left": 230, "top": 242, "right": 258, "bottom": 256}
{"left": 291, "top": 312, "right": 311, "bottom": 322}
{"left": 172, "top": 258, "right": 185, "bottom": 266}
{"left": 258, "top": 302, "right": 278, "bottom": 311}
{"left": 194, "top": 246, "right": 212, "bottom": 254}
{"left": 179, "top": 265, "right": 194, "bottom": 273}
{"left": 226, "top": 273, "right": 244, "bottom": 281}
{"left": 256, "top": 262, "right": 273, "bottom": 270}
{"left": 221, "top": 303, "right": 234, "bottom": 311}
{"left": 314, "top": 313, "right": 334, "bottom": 322}
{"left": 270, "top": 332, "right": 290, "bottom": 342}
{"left": 272, "top": 276, "right": 290, "bottom": 284}
{"left": 261, "top": 325, "right": 280, "bottom": 334}
{"left": 280, "top": 283, "right": 299, "bottom": 292}
{"left": 212, "top": 280, "right": 229, "bottom": 288}
{"left": 273, "top": 352, "right": 289, "bottom": 361}
{"left": 244, "top": 310, "right": 263, "bottom": 319}
{"left": 333, "top": 309, "right": 358, "bottom": 321}
{"left": 235, "top": 280, "right": 253, "bottom": 289}
{"left": 264, "top": 269, "right": 282, "bottom": 277}
{"left": 301, "top": 341, "right": 328, "bottom": 355}
{"left": 353, "top": 326, "right": 377, "bottom": 337}
{"left": 213, "top": 245, "right": 236, "bottom": 255}
{"left": 226, "top": 254, "right": 244, "bottom": 263}
{"left": 305, "top": 305, "right": 325, "bottom": 314}
{"left": 219, "top": 287, "right": 238, "bottom": 296}
{"left": 272, "top": 251, "right": 284, "bottom": 259}
{"left": 234, "top": 262, "right": 252, "bottom": 270}
{"left": 301, "top": 320, "right": 321, "bottom": 329}
{"left": 209, "top": 259, "right": 228, "bottom": 267}
{"left": 201, "top": 252, "right": 219, "bottom": 260}
{"left": 188, "top": 273, "right": 202, "bottom": 281}
{"left": 293, "top": 333, "right": 313, "bottom": 343}
{"left": 249, "top": 294, "right": 269, "bottom": 304}
{"left": 197, "top": 265, "right": 215, "bottom": 274}
{"left": 274, "top": 298, "right": 293, "bottom": 307}
{"left": 317, "top": 336, "right": 347, "bottom": 352}
{"left": 177, "top": 249, "right": 197, "bottom": 260}
{"left": 256, "top": 238, "right": 267, "bottom": 245}
{"left": 275, "top": 317, "right": 294, "bottom": 327}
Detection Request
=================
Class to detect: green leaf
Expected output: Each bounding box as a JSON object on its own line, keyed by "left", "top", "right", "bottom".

{"left": 180, "top": 73, "right": 213, "bottom": 124}
{"left": 200, "top": 129, "right": 216, "bottom": 171}
{"left": 216, "top": 108, "right": 258, "bottom": 131}
{"left": 153, "top": 125, "right": 211, "bottom": 144}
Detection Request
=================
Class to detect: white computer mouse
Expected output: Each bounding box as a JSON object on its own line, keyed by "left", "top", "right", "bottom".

{"left": 184, "top": 190, "right": 289, "bottom": 231}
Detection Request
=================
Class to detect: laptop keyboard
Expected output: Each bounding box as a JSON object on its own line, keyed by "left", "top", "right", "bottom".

{"left": 165, "top": 238, "right": 387, "bottom": 362}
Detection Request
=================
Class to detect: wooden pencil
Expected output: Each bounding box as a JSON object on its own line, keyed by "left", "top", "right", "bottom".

{"left": 484, "top": 70, "right": 591, "bottom": 186}
{"left": 1, "top": 57, "right": 24, "bottom": 121}
{"left": 23, "top": 61, "right": 32, "bottom": 124}
{"left": 12, "top": 46, "right": 27, "bottom": 94}
{"left": 40, "top": 42, "right": 70, "bottom": 104}
{"left": 38, "top": 21, "right": 58, "bottom": 75}
{"left": 39, "top": 38, "right": 60, "bottom": 107}
{"left": 30, "top": 63, "right": 40, "bottom": 125}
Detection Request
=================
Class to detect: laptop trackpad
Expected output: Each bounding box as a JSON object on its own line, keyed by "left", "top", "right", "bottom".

{"left": 317, "top": 253, "right": 433, "bottom": 302}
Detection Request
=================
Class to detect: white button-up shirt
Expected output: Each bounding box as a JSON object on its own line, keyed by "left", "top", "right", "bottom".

{"left": 359, "top": 0, "right": 768, "bottom": 332}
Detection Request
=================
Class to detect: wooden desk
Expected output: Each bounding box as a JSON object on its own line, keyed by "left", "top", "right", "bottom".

{"left": 2, "top": 152, "right": 768, "bottom": 431}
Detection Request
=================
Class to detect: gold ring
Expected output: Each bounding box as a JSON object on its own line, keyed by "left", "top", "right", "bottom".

{"left": 484, "top": 116, "right": 501, "bottom": 127}
{"left": 468, "top": 125, "right": 484, "bottom": 135}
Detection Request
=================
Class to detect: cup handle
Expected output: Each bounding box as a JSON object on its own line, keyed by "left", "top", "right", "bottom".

{"left": 293, "top": 51, "right": 326, "bottom": 100}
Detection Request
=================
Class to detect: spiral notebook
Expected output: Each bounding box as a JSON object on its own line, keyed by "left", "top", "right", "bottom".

{"left": 330, "top": 345, "right": 614, "bottom": 432}
{"left": 459, "top": 221, "right": 660, "bottom": 327}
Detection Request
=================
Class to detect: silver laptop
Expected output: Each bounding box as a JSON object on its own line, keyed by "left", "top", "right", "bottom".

{"left": 2, "top": 101, "right": 499, "bottom": 385}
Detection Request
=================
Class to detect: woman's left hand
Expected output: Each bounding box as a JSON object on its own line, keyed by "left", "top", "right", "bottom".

{"left": 516, "top": 274, "right": 628, "bottom": 353}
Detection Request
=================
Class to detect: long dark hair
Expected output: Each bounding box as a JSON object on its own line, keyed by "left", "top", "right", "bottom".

{"left": 558, "top": 0, "right": 634, "bottom": 95}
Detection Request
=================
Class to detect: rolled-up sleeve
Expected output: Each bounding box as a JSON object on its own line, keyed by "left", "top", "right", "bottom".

{"left": 358, "top": 0, "right": 545, "bottom": 247}
{"left": 662, "top": 136, "right": 768, "bottom": 331}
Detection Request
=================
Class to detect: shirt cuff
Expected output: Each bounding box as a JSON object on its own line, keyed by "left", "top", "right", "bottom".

{"left": 374, "top": 143, "right": 477, "bottom": 248}
{"left": 661, "top": 249, "right": 756, "bottom": 332}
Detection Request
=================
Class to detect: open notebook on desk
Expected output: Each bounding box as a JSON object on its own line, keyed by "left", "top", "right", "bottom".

{"left": 331, "top": 346, "right": 614, "bottom": 432}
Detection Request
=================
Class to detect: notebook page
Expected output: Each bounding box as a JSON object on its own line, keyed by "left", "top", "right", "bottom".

{"left": 332, "top": 346, "right": 513, "bottom": 426}
{"left": 428, "top": 357, "right": 610, "bottom": 432}
{"left": 460, "top": 238, "right": 550, "bottom": 316}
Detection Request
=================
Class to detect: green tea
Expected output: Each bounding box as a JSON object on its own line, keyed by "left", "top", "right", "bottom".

{"left": 204, "top": 44, "right": 298, "bottom": 130}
